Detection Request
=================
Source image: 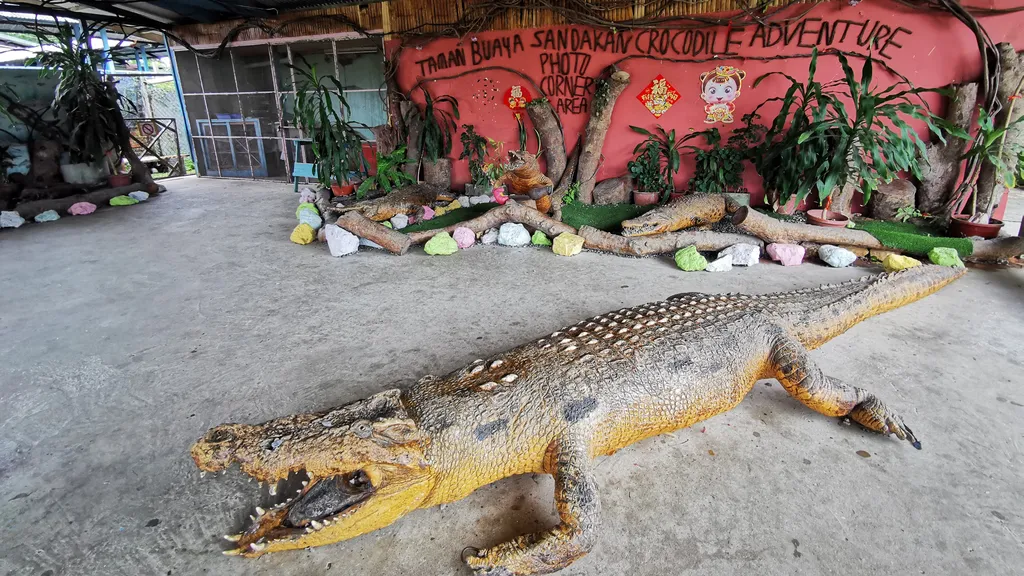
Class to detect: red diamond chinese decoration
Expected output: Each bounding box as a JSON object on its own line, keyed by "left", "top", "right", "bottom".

{"left": 637, "top": 74, "right": 680, "bottom": 118}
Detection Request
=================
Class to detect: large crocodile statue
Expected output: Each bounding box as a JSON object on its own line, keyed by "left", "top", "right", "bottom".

{"left": 192, "top": 265, "right": 964, "bottom": 575}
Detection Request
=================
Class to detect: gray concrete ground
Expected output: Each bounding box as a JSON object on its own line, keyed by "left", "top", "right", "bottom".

{"left": 1, "top": 177, "right": 1023, "bottom": 576}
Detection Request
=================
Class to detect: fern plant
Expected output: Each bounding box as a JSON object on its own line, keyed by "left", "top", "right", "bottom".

{"left": 685, "top": 128, "right": 746, "bottom": 194}
{"left": 356, "top": 145, "right": 415, "bottom": 199}
{"left": 407, "top": 87, "right": 459, "bottom": 163}
{"left": 459, "top": 124, "right": 491, "bottom": 186}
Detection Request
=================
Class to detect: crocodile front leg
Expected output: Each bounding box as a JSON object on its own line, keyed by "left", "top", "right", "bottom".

{"left": 463, "top": 438, "right": 600, "bottom": 575}
{"left": 769, "top": 332, "right": 921, "bottom": 449}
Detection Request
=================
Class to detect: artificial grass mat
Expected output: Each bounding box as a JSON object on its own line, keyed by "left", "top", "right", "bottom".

{"left": 400, "top": 203, "right": 497, "bottom": 233}
{"left": 851, "top": 219, "right": 974, "bottom": 257}
{"left": 561, "top": 202, "right": 655, "bottom": 232}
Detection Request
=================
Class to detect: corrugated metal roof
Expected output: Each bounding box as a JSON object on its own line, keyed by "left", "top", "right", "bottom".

{"left": 0, "top": 1, "right": 377, "bottom": 25}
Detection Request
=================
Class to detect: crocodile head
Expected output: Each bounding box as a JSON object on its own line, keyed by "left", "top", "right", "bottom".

{"left": 620, "top": 210, "right": 676, "bottom": 237}
{"left": 191, "top": 389, "right": 434, "bottom": 557}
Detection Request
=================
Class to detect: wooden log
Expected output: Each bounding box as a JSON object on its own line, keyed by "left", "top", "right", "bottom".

{"left": 966, "top": 236, "right": 1024, "bottom": 262}
{"left": 550, "top": 140, "right": 580, "bottom": 221}
{"left": 400, "top": 100, "right": 423, "bottom": 179}
{"left": 334, "top": 211, "right": 413, "bottom": 255}
{"left": 731, "top": 206, "right": 885, "bottom": 249}
{"left": 620, "top": 194, "right": 726, "bottom": 236}
{"left": 14, "top": 183, "right": 145, "bottom": 219}
{"left": 406, "top": 201, "right": 576, "bottom": 244}
{"left": 576, "top": 69, "right": 630, "bottom": 204}
{"left": 314, "top": 188, "right": 335, "bottom": 224}
{"left": 977, "top": 44, "right": 1024, "bottom": 217}
{"left": 579, "top": 225, "right": 763, "bottom": 256}
{"left": 525, "top": 98, "right": 566, "bottom": 184}
{"left": 917, "top": 82, "right": 977, "bottom": 214}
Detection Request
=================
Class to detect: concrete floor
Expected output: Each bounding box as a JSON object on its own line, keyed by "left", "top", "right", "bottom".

{"left": 2, "top": 177, "right": 1023, "bottom": 576}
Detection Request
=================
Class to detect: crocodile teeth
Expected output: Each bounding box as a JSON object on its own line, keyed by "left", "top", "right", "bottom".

{"left": 500, "top": 374, "right": 518, "bottom": 383}
{"left": 200, "top": 472, "right": 207, "bottom": 479}
{"left": 250, "top": 515, "right": 257, "bottom": 522}
{"left": 250, "top": 542, "right": 266, "bottom": 551}
{"left": 301, "top": 481, "right": 308, "bottom": 487}
{"left": 223, "top": 548, "right": 242, "bottom": 556}
{"left": 223, "top": 534, "right": 241, "bottom": 542}
{"left": 268, "top": 485, "right": 277, "bottom": 496}
{"left": 255, "top": 507, "right": 266, "bottom": 516}
{"left": 311, "top": 520, "right": 324, "bottom": 530}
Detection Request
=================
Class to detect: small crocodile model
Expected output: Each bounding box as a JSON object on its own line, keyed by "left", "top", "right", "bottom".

{"left": 192, "top": 265, "right": 964, "bottom": 575}
{"left": 620, "top": 193, "right": 726, "bottom": 236}
{"left": 332, "top": 183, "right": 447, "bottom": 221}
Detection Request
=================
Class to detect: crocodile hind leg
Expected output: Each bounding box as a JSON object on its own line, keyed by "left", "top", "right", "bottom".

{"left": 463, "top": 438, "right": 600, "bottom": 576}
{"left": 769, "top": 333, "right": 921, "bottom": 449}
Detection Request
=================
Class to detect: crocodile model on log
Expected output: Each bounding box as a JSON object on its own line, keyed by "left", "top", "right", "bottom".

{"left": 192, "top": 265, "right": 964, "bottom": 575}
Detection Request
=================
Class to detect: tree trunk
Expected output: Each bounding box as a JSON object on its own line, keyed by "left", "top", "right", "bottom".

{"left": 400, "top": 101, "right": 423, "bottom": 180}
{"left": 549, "top": 141, "right": 580, "bottom": 221}
{"left": 422, "top": 158, "right": 451, "bottom": 188}
{"left": 335, "top": 211, "right": 413, "bottom": 255}
{"left": 14, "top": 183, "right": 145, "bottom": 219}
{"left": 579, "top": 225, "right": 762, "bottom": 256}
{"left": 966, "top": 236, "right": 1024, "bottom": 261}
{"left": 406, "top": 201, "right": 575, "bottom": 244}
{"left": 576, "top": 70, "right": 630, "bottom": 204}
{"left": 525, "top": 98, "right": 565, "bottom": 184}
{"left": 732, "top": 206, "right": 884, "bottom": 249}
{"left": 104, "top": 81, "right": 156, "bottom": 190}
{"left": 976, "top": 44, "right": 1024, "bottom": 220}
{"left": 917, "top": 82, "right": 977, "bottom": 214}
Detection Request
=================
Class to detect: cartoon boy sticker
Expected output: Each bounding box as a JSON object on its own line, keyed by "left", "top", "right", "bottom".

{"left": 699, "top": 66, "right": 746, "bottom": 124}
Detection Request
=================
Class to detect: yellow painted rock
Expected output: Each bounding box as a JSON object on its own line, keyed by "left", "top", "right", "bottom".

{"left": 553, "top": 232, "right": 585, "bottom": 256}
{"left": 446, "top": 200, "right": 462, "bottom": 211}
{"left": 290, "top": 223, "right": 316, "bottom": 245}
{"left": 882, "top": 253, "right": 921, "bottom": 272}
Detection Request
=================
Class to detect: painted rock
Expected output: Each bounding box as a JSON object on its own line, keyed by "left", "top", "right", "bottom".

{"left": 390, "top": 214, "right": 409, "bottom": 230}
{"left": 360, "top": 237, "right": 384, "bottom": 249}
{"left": 325, "top": 224, "right": 359, "bottom": 257}
{"left": 382, "top": 221, "right": 393, "bottom": 229}
{"left": 290, "top": 223, "right": 316, "bottom": 245}
{"left": 719, "top": 243, "right": 759, "bottom": 266}
{"left": 492, "top": 187, "right": 509, "bottom": 205}
{"left": 531, "top": 230, "right": 552, "bottom": 246}
{"left": 553, "top": 232, "right": 585, "bottom": 256}
{"left": 818, "top": 244, "right": 857, "bottom": 268}
{"left": 457, "top": 195, "right": 471, "bottom": 209}
{"left": 299, "top": 187, "right": 317, "bottom": 203}
{"left": 297, "top": 208, "right": 323, "bottom": 230}
{"left": 705, "top": 254, "right": 733, "bottom": 272}
{"left": 424, "top": 231, "right": 459, "bottom": 255}
{"left": 420, "top": 206, "right": 435, "bottom": 220}
{"left": 0, "top": 211, "right": 25, "bottom": 228}
{"left": 497, "top": 223, "right": 530, "bottom": 247}
{"left": 928, "top": 247, "right": 964, "bottom": 268}
{"left": 766, "top": 243, "right": 805, "bottom": 266}
{"left": 128, "top": 191, "right": 150, "bottom": 202}
{"left": 295, "top": 202, "right": 318, "bottom": 219}
{"left": 674, "top": 246, "right": 707, "bottom": 271}
{"left": 109, "top": 195, "right": 139, "bottom": 206}
{"left": 883, "top": 253, "right": 922, "bottom": 272}
{"left": 481, "top": 228, "right": 499, "bottom": 245}
{"left": 469, "top": 196, "right": 491, "bottom": 206}
{"left": 34, "top": 210, "right": 60, "bottom": 223}
{"left": 446, "top": 200, "right": 462, "bottom": 211}
{"left": 68, "top": 202, "right": 97, "bottom": 216}
{"left": 452, "top": 227, "right": 475, "bottom": 249}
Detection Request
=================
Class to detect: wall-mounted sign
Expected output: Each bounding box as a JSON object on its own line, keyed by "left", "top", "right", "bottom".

{"left": 505, "top": 84, "right": 531, "bottom": 112}
{"left": 636, "top": 74, "right": 680, "bottom": 118}
{"left": 699, "top": 65, "right": 746, "bottom": 124}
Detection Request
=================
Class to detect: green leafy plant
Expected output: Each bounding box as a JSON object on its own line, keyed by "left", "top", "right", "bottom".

{"left": 29, "top": 23, "right": 136, "bottom": 165}
{"left": 685, "top": 128, "right": 746, "bottom": 194}
{"left": 629, "top": 124, "right": 705, "bottom": 203}
{"left": 287, "top": 55, "right": 367, "bottom": 188}
{"left": 627, "top": 142, "right": 671, "bottom": 200}
{"left": 407, "top": 87, "right": 459, "bottom": 163}
{"left": 959, "top": 107, "right": 1024, "bottom": 215}
{"left": 562, "top": 181, "right": 580, "bottom": 205}
{"left": 356, "top": 145, "right": 415, "bottom": 199}
{"left": 459, "top": 124, "right": 503, "bottom": 186}
{"left": 895, "top": 205, "right": 923, "bottom": 222}
{"left": 743, "top": 48, "right": 961, "bottom": 209}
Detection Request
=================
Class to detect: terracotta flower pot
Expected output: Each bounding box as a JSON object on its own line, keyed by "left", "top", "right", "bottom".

{"left": 633, "top": 191, "right": 660, "bottom": 206}
{"left": 108, "top": 174, "right": 132, "bottom": 188}
{"left": 331, "top": 183, "right": 356, "bottom": 197}
{"left": 949, "top": 215, "right": 1003, "bottom": 239}
{"left": 806, "top": 209, "right": 850, "bottom": 228}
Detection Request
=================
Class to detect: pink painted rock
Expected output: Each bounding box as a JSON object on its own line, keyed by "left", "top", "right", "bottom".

{"left": 68, "top": 202, "right": 97, "bottom": 215}
{"left": 452, "top": 226, "right": 475, "bottom": 249}
{"left": 421, "top": 206, "right": 435, "bottom": 220}
{"left": 492, "top": 187, "right": 508, "bottom": 205}
{"left": 766, "top": 243, "right": 805, "bottom": 266}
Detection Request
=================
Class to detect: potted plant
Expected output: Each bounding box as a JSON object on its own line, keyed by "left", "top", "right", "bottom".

{"left": 628, "top": 142, "right": 669, "bottom": 205}
{"left": 685, "top": 127, "right": 748, "bottom": 205}
{"left": 355, "top": 145, "right": 415, "bottom": 199}
{"left": 407, "top": 87, "right": 459, "bottom": 188}
{"left": 459, "top": 124, "right": 503, "bottom": 196}
{"left": 108, "top": 160, "right": 131, "bottom": 187}
{"left": 629, "top": 124, "right": 705, "bottom": 204}
{"left": 948, "top": 107, "right": 1024, "bottom": 238}
{"left": 740, "top": 48, "right": 957, "bottom": 224}
{"left": 287, "top": 56, "right": 368, "bottom": 196}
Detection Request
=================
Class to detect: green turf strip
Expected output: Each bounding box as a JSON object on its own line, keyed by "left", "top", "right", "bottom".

{"left": 561, "top": 202, "right": 655, "bottom": 232}
{"left": 400, "top": 203, "right": 497, "bottom": 233}
{"left": 852, "top": 219, "right": 973, "bottom": 257}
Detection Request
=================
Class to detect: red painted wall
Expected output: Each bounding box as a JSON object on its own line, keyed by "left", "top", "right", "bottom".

{"left": 392, "top": 0, "right": 1024, "bottom": 213}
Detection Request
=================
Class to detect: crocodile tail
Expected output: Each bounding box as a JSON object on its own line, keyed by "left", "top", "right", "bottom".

{"left": 779, "top": 265, "right": 967, "bottom": 350}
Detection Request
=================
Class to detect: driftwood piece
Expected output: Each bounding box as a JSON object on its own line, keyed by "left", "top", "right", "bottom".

{"left": 977, "top": 44, "right": 1024, "bottom": 216}
{"left": 620, "top": 194, "right": 726, "bottom": 236}
{"left": 335, "top": 211, "right": 412, "bottom": 255}
{"left": 406, "top": 201, "right": 576, "bottom": 244}
{"left": 550, "top": 140, "right": 580, "bottom": 221}
{"left": 314, "top": 188, "right": 335, "bottom": 224}
{"left": 917, "top": 83, "right": 977, "bottom": 214}
{"left": 577, "top": 70, "right": 630, "bottom": 204}
{"left": 525, "top": 99, "right": 566, "bottom": 184}
{"left": 579, "top": 225, "right": 763, "bottom": 256}
{"left": 966, "top": 236, "right": 1024, "bottom": 262}
{"left": 15, "top": 183, "right": 145, "bottom": 219}
{"left": 732, "top": 207, "right": 885, "bottom": 249}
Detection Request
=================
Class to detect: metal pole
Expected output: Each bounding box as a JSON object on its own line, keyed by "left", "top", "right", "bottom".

{"left": 267, "top": 44, "right": 291, "bottom": 184}
{"left": 194, "top": 51, "right": 221, "bottom": 177}
{"left": 164, "top": 34, "right": 197, "bottom": 173}
{"left": 229, "top": 49, "right": 255, "bottom": 180}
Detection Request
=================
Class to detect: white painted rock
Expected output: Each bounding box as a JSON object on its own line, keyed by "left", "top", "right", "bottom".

{"left": 0, "top": 211, "right": 25, "bottom": 228}
{"left": 818, "top": 244, "right": 858, "bottom": 268}
{"left": 469, "top": 195, "right": 491, "bottom": 205}
{"left": 767, "top": 243, "right": 805, "bottom": 266}
{"left": 390, "top": 213, "right": 409, "bottom": 230}
{"left": 718, "top": 243, "right": 759, "bottom": 266}
{"left": 128, "top": 191, "right": 150, "bottom": 202}
{"left": 297, "top": 208, "right": 323, "bottom": 230}
{"left": 360, "top": 237, "right": 384, "bottom": 250}
{"left": 497, "top": 223, "right": 530, "bottom": 247}
{"left": 325, "top": 224, "right": 359, "bottom": 257}
{"left": 457, "top": 195, "right": 471, "bottom": 209}
{"left": 481, "top": 228, "right": 499, "bottom": 244}
{"left": 299, "top": 187, "right": 317, "bottom": 203}
{"left": 705, "top": 254, "right": 733, "bottom": 272}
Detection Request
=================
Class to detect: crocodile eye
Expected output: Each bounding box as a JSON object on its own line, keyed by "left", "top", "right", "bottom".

{"left": 351, "top": 421, "right": 372, "bottom": 438}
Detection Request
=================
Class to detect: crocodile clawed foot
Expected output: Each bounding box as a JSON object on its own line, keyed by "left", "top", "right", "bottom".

{"left": 849, "top": 397, "right": 922, "bottom": 450}
{"left": 463, "top": 547, "right": 514, "bottom": 576}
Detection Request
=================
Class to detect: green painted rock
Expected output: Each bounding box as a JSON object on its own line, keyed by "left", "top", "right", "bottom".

{"left": 674, "top": 246, "right": 707, "bottom": 271}
{"left": 382, "top": 221, "right": 394, "bottom": 229}
{"left": 109, "top": 195, "right": 139, "bottom": 206}
{"left": 882, "top": 253, "right": 922, "bottom": 273}
{"left": 424, "top": 231, "right": 458, "bottom": 255}
{"left": 531, "top": 230, "right": 552, "bottom": 246}
{"left": 552, "top": 232, "right": 584, "bottom": 256}
{"left": 295, "top": 202, "right": 318, "bottom": 218}
{"left": 928, "top": 246, "right": 964, "bottom": 268}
